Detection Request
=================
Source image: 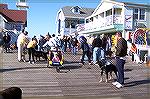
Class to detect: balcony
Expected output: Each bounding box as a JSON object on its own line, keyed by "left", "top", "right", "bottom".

{"left": 78, "top": 15, "right": 123, "bottom": 35}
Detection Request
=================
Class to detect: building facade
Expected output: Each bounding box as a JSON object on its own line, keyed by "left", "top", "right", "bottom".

{"left": 56, "top": 6, "right": 94, "bottom": 37}
{"left": 77, "top": 0, "right": 150, "bottom": 61}
{"left": 0, "top": 4, "right": 27, "bottom": 44}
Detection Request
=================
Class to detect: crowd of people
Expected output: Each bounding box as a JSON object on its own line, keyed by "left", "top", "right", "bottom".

{"left": 0, "top": 29, "right": 128, "bottom": 89}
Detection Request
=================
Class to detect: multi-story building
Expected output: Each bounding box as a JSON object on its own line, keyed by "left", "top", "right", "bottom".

{"left": 0, "top": 4, "right": 27, "bottom": 44}
{"left": 56, "top": 6, "right": 94, "bottom": 37}
{"left": 77, "top": 0, "right": 150, "bottom": 62}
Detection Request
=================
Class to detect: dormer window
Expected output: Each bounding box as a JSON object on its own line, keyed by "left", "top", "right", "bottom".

{"left": 71, "top": 6, "right": 80, "bottom": 14}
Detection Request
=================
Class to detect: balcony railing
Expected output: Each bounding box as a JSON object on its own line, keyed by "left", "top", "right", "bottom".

{"left": 77, "top": 15, "right": 123, "bottom": 32}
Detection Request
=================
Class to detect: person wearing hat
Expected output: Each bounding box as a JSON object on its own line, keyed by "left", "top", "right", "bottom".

{"left": 112, "top": 32, "right": 127, "bottom": 88}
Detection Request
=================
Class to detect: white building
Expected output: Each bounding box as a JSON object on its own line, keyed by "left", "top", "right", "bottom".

{"left": 0, "top": 4, "right": 27, "bottom": 44}
{"left": 56, "top": 6, "right": 94, "bottom": 37}
{"left": 77, "top": 0, "right": 150, "bottom": 62}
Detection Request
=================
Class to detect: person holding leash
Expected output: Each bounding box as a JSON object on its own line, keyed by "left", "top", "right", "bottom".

{"left": 112, "top": 32, "right": 127, "bottom": 88}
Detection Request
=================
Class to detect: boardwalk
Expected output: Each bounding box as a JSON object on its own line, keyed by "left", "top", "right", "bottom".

{"left": 0, "top": 50, "right": 150, "bottom": 99}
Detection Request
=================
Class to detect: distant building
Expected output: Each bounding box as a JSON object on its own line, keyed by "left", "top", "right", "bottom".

{"left": 0, "top": 3, "right": 27, "bottom": 44}
{"left": 56, "top": 6, "right": 94, "bottom": 37}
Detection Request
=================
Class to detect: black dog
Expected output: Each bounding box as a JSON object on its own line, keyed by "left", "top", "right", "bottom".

{"left": 34, "top": 50, "right": 48, "bottom": 61}
{"left": 98, "top": 59, "right": 117, "bottom": 83}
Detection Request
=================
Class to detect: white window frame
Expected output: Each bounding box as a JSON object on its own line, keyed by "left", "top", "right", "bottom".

{"left": 133, "top": 8, "right": 146, "bottom": 21}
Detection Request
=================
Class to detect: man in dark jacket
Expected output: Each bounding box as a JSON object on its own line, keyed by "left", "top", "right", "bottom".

{"left": 79, "top": 36, "right": 91, "bottom": 65}
{"left": 112, "top": 32, "right": 127, "bottom": 88}
{"left": 92, "top": 35, "right": 105, "bottom": 65}
{"left": 3, "top": 33, "right": 11, "bottom": 53}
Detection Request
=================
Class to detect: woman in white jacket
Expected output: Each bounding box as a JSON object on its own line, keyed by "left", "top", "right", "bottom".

{"left": 17, "top": 30, "right": 30, "bottom": 62}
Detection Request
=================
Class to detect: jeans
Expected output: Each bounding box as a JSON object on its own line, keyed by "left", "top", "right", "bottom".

{"left": 92, "top": 47, "right": 105, "bottom": 64}
{"left": 81, "top": 51, "right": 91, "bottom": 64}
{"left": 72, "top": 46, "right": 77, "bottom": 55}
{"left": 116, "top": 57, "right": 125, "bottom": 84}
{"left": 28, "top": 48, "right": 35, "bottom": 62}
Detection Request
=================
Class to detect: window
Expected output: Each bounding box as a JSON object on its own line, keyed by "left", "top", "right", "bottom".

{"left": 20, "top": 0, "right": 26, "bottom": 2}
{"left": 58, "top": 19, "right": 61, "bottom": 33}
{"left": 114, "top": 8, "right": 122, "bottom": 15}
{"left": 86, "top": 19, "right": 89, "bottom": 23}
{"left": 133, "top": 8, "right": 145, "bottom": 20}
{"left": 90, "top": 17, "right": 93, "bottom": 22}
{"left": 106, "top": 9, "right": 112, "bottom": 16}
{"left": 133, "top": 9, "right": 138, "bottom": 20}
{"left": 95, "top": 15, "right": 98, "bottom": 20}
{"left": 99, "top": 12, "right": 104, "bottom": 18}
{"left": 79, "top": 19, "right": 84, "bottom": 24}
{"left": 139, "top": 9, "right": 145, "bottom": 20}
{"left": 74, "top": 7, "right": 79, "bottom": 13}
{"left": 65, "top": 21, "right": 70, "bottom": 28}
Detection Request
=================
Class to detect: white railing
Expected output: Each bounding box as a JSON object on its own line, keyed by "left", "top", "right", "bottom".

{"left": 113, "top": 15, "right": 123, "bottom": 24}
{"left": 77, "top": 15, "right": 122, "bottom": 32}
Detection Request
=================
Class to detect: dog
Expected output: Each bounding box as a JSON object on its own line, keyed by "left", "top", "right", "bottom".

{"left": 34, "top": 50, "right": 48, "bottom": 61}
{"left": 98, "top": 59, "right": 117, "bottom": 83}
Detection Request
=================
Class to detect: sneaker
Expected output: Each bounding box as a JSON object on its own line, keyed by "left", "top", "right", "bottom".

{"left": 79, "top": 63, "right": 84, "bottom": 65}
{"left": 116, "top": 83, "right": 123, "bottom": 88}
{"left": 28, "top": 61, "right": 31, "bottom": 64}
{"left": 112, "top": 81, "right": 119, "bottom": 86}
{"left": 89, "top": 62, "right": 93, "bottom": 65}
{"left": 32, "top": 61, "right": 35, "bottom": 64}
{"left": 95, "top": 63, "right": 99, "bottom": 66}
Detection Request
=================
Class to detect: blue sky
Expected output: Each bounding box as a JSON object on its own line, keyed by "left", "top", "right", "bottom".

{"left": 1, "top": 0, "right": 150, "bottom": 38}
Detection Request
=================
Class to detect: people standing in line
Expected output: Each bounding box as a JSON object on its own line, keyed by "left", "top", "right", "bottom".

{"left": 3, "top": 32, "right": 11, "bottom": 53}
{"left": 79, "top": 36, "right": 92, "bottom": 65}
{"left": 112, "top": 32, "right": 127, "bottom": 88}
{"left": 92, "top": 35, "right": 105, "bottom": 65}
{"left": 17, "top": 30, "right": 29, "bottom": 62}
{"left": 27, "top": 38, "right": 37, "bottom": 64}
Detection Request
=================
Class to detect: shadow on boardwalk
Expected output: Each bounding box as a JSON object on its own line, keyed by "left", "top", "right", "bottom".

{"left": 0, "top": 66, "right": 48, "bottom": 73}
{"left": 125, "top": 79, "right": 150, "bottom": 87}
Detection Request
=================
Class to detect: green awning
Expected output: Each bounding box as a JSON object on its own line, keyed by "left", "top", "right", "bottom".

{"left": 79, "top": 24, "right": 123, "bottom": 35}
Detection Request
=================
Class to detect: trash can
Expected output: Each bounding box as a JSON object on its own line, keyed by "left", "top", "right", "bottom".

{"left": 139, "top": 50, "right": 148, "bottom": 62}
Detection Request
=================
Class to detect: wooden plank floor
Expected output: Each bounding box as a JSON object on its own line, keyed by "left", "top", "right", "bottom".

{"left": 0, "top": 51, "right": 150, "bottom": 99}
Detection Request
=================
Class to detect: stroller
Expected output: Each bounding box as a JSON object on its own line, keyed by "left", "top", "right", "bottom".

{"left": 47, "top": 47, "right": 64, "bottom": 72}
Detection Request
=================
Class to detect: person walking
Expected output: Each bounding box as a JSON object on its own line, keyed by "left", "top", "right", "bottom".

{"left": 112, "top": 32, "right": 127, "bottom": 88}
{"left": 79, "top": 36, "right": 92, "bottom": 65}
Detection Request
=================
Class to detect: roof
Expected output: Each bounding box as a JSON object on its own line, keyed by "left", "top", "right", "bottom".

{"left": 93, "top": 0, "right": 150, "bottom": 15}
{"left": 0, "top": 4, "right": 27, "bottom": 23}
{"left": 61, "top": 6, "right": 95, "bottom": 18}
